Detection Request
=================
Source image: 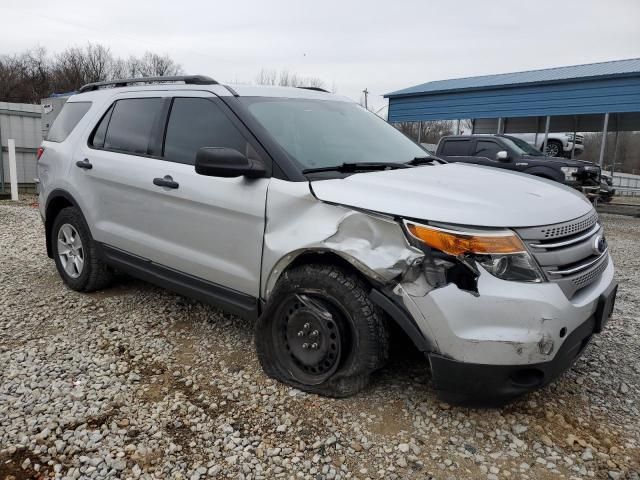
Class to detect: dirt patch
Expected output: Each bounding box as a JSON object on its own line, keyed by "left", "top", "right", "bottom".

{"left": 0, "top": 449, "right": 49, "bottom": 480}
{"left": 363, "top": 399, "right": 413, "bottom": 437}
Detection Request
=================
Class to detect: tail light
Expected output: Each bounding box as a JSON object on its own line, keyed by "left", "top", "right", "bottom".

{"left": 37, "top": 146, "right": 45, "bottom": 160}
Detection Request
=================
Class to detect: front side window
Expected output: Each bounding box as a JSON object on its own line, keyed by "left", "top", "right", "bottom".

{"left": 46, "top": 102, "right": 92, "bottom": 142}
{"left": 103, "top": 98, "right": 162, "bottom": 154}
{"left": 163, "top": 98, "right": 257, "bottom": 165}
{"left": 240, "top": 98, "right": 425, "bottom": 170}
{"left": 474, "top": 140, "right": 501, "bottom": 159}
{"left": 502, "top": 136, "right": 544, "bottom": 156}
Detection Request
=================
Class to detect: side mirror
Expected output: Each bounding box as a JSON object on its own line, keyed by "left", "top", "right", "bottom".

{"left": 496, "top": 150, "right": 509, "bottom": 161}
{"left": 195, "top": 147, "right": 266, "bottom": 178}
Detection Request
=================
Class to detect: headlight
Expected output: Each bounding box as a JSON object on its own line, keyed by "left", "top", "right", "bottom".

{"left": 404, "top": 222, "right": 545, "bottom": 283}
{"left": 560, "top": 166, "right": 579, "bottom": 181}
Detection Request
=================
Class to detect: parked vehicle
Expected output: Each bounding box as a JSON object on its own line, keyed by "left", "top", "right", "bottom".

{"left": 598, "top": 174, "right": 616, "bottom": 203}
{"left": 436, "top": 134, "right": 601, "bottom": 196}
{"left": 508, "top": 132, "right": 584, "bottom": 158}
{"left": 420, "top": 142, "right": 437, "bottom": 155}
{"left": 38, "top": 76, "right": 616, "bottom": 405}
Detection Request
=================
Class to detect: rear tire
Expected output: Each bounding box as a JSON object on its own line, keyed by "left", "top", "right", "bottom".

{"left": 51, "top": 206, "right": 113, "bottom": 292}
{"left": 255, "top": 264, "right": 388, "bottom": 397}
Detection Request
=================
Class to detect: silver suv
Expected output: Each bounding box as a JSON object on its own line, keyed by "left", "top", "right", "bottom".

{"left": 38, "top": 75, "right": 617, "bottom": 405}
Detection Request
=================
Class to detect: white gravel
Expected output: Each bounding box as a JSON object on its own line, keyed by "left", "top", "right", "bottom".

{"left": 1, "top": 200, "right": 639, "bottom": 480}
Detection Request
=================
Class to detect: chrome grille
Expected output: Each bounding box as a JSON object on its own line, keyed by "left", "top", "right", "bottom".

{"left": 534, "top": 210, "right": 598, "bottom": 239}
{"left": 571, "top": 258, "right": 608, "bottom": 290}
{"left": 516, "top": 210, "right": 608, "bottom": 298}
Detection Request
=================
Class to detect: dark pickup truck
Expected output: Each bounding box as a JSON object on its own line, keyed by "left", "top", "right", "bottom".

{"left": 436, "top": 135, "right": 601, "bottom": 195}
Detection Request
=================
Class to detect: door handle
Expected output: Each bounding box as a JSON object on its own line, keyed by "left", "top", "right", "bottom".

{"left": 153, "top": 175, "right": 179, "bottom": 189}
{"left": 76, "top": 159, "right": 93, "bottom": 169}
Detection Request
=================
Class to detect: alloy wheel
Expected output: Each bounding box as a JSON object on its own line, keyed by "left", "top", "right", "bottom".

{"left": 57, "top": 223, "right": 84, "bottom": 278}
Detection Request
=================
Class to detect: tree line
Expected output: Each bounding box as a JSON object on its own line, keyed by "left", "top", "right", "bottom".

{"left": 583, "top": 131, "right": 640, "bottom": 175}
{"left": 0, "top": 44, "right": 183, "bottom": 104}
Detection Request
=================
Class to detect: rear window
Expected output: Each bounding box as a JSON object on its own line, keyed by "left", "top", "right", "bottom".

{"left": 46, "top": 102, "right": 92, "bottom": 142}
{"left": 440, "top": 139, "right": 470, "bottom": 156}
{"left": 103, "top": 98, "right": 163, "bottom": 155}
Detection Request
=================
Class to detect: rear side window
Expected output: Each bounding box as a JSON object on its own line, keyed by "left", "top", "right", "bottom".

{"left": 90, "top": 104, "right": 114, "bottom": 149}
{"left": 440, "top": 139, "right": 470, "bottom": 156}
{"left": 103, "top": 98, "right": 162, "bottom": 154}
{"left": 46, "top": 102, "right": 92, "bottom": 142}
{"left": 163, "top": 98, "right": 258, "bottom": 165}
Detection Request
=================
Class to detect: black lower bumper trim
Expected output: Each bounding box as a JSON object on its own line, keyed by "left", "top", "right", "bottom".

{"left": 429, "top": 314, "right": 597, "bottom": 407}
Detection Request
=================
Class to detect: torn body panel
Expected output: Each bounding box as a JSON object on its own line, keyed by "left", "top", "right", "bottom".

{"left": 261, "top": 179, "right": 423, "bottom": 299}
{"left": 395, "top": 256, "right": 615, "bottom": 366}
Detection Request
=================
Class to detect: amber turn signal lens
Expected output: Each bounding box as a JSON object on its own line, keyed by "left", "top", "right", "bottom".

{"left": 406, "top": 223, "right": 525, "bottom": 255}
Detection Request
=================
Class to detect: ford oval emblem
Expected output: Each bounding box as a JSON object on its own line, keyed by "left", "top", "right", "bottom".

{"left": 592, "top": 235, "right": 607, "bottom": 255}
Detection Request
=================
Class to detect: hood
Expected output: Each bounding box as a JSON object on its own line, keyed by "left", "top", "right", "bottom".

{"left": 525, "top": 155, "right": 598, "bottom": 168}
{"left": 310, "top": 163, "right": 593, "bottom": 228}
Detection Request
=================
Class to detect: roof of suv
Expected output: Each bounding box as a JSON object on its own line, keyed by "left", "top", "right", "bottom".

{"left": 69, "top": 80, "right": 353, "bottom": 103}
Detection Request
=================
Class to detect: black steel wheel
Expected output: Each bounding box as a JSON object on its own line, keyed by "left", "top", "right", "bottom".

{"left": 256, "top": 263, "right": 388, "bottom": 398}
{"left": 272, "top": 293, "right": 347, "bottom": 385}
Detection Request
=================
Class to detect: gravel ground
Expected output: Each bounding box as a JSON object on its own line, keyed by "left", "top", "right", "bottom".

{"left": 1, "top": 199, "right": 638, "bottom": 480}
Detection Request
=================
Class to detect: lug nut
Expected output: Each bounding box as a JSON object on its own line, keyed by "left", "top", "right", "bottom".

{"left": 303, "top": 323, "right": 310, "bottom": 330}
{"left": 311, "top": 343, "right": 318, "bottom": 350}
{"left": 310, "top": 330, "right": 319, "bottom": 337}
{"left": 302, "top": 343, "right": 309, "bottom": 349}
{"left": 297, "top": 331, "right": 304, "bottom": 337}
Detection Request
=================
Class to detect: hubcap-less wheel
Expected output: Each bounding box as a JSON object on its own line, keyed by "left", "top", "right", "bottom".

{"left": 545, "top": 142, "right": 560, "bottom": 157}
{"left": 57, "top": 223, "right": 84, "bottom": 278}
{"left": 274, "top": 294, "right": 344, "bottom": 385}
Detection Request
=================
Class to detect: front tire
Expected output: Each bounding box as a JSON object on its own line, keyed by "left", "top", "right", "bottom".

{"left": 544, "top": 140, "right": 563, "bottom": 157}
{"left": 255, "top": 264, "right": 388, "bottom": 397}
{"left": 51, "top": 206, "right": 113, "bottom": 292}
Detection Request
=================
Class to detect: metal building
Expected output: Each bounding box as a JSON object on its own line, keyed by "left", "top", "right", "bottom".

{"left": 385, "top": 58, "right": 640, "bottom": 167}
{"left": 0, "top": 102, "right": 42, "bottom": 192}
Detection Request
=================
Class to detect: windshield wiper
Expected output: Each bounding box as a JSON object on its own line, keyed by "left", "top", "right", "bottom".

{"left": 405, "top": 156, "right": 443, "bottom": 166}
{"left": 302, "top": 162, "right": 410, "bottom": 174}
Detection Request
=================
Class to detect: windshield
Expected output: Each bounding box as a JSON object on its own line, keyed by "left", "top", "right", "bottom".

{"left": 501, "top": 136, "right": 544, "bottom": 156}
{"left": 240, "top": 97, "right": 427, "bottom": 170}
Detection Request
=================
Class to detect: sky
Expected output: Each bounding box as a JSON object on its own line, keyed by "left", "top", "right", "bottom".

{"left": 1, "top": 0, "right": 639, "bottom": 113}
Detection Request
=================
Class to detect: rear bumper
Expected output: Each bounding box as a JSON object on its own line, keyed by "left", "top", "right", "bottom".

{"left": 428, "top": 280, "right": 617, "bottom": 406}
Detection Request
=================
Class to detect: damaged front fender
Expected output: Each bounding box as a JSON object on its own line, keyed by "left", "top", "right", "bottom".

{"left": 261, "top": 179, "right": 424, "bottom": 299}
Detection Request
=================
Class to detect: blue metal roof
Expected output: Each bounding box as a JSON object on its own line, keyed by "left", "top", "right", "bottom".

{"left": 385, "top": 58, "right": 640, "bottom": 98}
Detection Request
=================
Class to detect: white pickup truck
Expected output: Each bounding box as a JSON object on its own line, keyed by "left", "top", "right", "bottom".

{"left": 509, "top": 132, "right": 584, "bottom": 158}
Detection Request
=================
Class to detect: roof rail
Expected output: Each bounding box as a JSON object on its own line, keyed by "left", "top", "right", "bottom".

{"left": 296, "top": 86, "right": 330, "bottom": 93}
{"left": 78, "top": 75, "right": 218, "bottom": 93}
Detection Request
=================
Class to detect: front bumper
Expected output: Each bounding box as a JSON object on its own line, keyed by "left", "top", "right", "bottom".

{"left": 393, "top": 255, "right": 616, "bottom": 404}
{"left": 564, "top": 141, "right": 584, "bottom": 153}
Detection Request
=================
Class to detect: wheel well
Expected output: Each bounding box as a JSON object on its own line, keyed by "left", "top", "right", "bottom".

{"left": 285, "top": 251, "right": 375, "bottom": 287}
{"left": 279, "top": 250, "right": 433, "bottom": 352}
{"left": 45, "top": 196, "right": 74, "bottom": 258}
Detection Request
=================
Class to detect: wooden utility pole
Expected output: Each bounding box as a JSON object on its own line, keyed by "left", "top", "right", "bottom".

{"left": 362, "top": 88, "right": 369, "bottom": 110}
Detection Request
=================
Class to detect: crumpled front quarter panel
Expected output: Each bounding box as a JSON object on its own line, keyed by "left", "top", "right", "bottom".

{"left": 261, "top": 179, "right": 423, "bottom": 299}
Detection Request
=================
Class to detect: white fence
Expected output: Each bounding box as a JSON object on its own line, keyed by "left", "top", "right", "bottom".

{"left": 0, "top": 102, "right": 42, "bottom": 191}
{"left": 610, "top": 172, "right": 640, "bottom": 196}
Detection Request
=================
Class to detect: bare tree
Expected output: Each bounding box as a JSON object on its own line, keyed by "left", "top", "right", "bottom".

{"left": 256, "top": 68, "right": 327, "bottom": 90}
{"left": 0, "top": 43, "right": 184, "bottom": 103}
{"left": 584, "top": 131, "right": 640, "bottom": 174}
{"left": 394, "top": 120, "right": 455, "bottom": 144}
{"left": 135, "top": 52, "right": 183, "bottom": 77}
